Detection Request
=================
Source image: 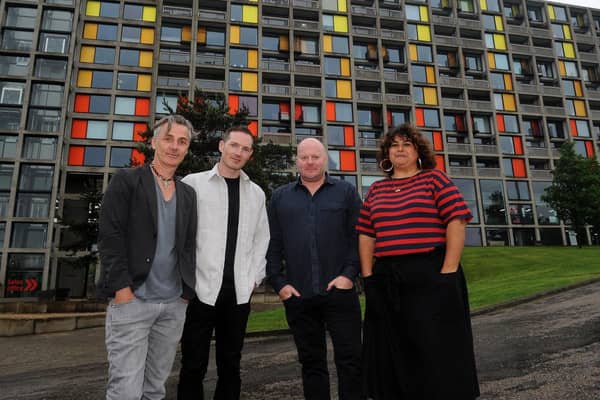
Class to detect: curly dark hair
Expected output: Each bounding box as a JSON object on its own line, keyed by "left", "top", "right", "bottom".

{"left": 377, "top": 123, "right": 436, "bottom": 176}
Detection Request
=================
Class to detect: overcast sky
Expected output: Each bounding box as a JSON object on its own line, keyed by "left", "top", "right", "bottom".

{"left": 549, "top": 0, "right": 599, "bottom": 9}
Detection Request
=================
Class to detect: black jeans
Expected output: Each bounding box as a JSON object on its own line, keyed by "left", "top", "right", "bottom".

{"left": 177, "top": 287, "right": 250, "bottom": 400}
{"left": 284, "top": 288, "right": 363, "bottom": 400}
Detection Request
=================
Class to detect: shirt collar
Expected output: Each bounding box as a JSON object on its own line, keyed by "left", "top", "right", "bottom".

{"left": 293, "top": 173, "right": 336, "bottom": 190}
{"left": 207, "top": 162, "right": 250, "bottom": 181}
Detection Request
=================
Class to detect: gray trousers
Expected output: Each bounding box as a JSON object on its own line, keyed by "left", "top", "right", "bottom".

{"left": 105, "top": 298, "right": 187, "bottom": 400}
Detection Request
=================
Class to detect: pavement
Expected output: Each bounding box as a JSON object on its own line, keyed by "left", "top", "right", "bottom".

{"left": 0, "top": 280, "right": 599, "bottom": 399}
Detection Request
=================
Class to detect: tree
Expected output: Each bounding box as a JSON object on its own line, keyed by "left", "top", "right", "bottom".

{"left": 542, "top": 141, "right": 600, "bottom": 247}
{"left": 139, "top": 89, "right": 294, "bottom": 199}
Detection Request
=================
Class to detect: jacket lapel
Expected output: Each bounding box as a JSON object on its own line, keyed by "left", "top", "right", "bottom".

{"left": 174, "top": 179, "right": 185, "bottom": 250}
{"left": 141, "top": 165, "right": 158, "bottom": 231}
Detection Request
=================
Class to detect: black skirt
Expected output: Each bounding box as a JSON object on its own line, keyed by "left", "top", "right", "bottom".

{"left": 362, "top": 247, "right": 480, "bottom": 400}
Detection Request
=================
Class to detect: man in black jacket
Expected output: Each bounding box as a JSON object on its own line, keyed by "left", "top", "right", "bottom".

{"left": 98, "top": 114, "right": 197, "bottom": 400}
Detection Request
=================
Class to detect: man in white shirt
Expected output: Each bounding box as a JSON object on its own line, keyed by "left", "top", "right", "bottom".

{"left": 177, "top": 126, "right": 270, "bottom": 400}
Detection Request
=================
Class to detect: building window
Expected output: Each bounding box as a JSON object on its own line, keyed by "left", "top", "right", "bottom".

{"left": 480, "top": 179, "right": 507, "bottom": 224}
{"left": 34, "top": 58, "right": 66, "bottom": 80}
{"left": 5, "top": 7, "right": 37, "bottom": 29}
{"left": 30, "top": 84, "right": 64, "bottom": 107}
{"left": 41, "top": 9, "right": 73, "bottom": 32}
{"left": 23, "top": 137, "right": 57, "bottom": 160}
{"left": 27, "top": 109, "right": 60, "bottom": 132}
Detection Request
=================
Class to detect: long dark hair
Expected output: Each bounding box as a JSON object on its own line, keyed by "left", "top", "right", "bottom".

{"left": 377, "top": 123, "right": 436, "bottom": 177}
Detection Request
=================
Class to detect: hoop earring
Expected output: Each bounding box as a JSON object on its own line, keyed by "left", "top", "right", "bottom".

{"left": 379, "top": 158, "right": 393, "bottom": 172}
{"left": 417, "top": 158, "right": 422, "bottom": 169}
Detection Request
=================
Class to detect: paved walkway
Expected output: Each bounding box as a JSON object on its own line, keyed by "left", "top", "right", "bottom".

{"left": 1, "top": 280, "right": 599, "bottom": 399}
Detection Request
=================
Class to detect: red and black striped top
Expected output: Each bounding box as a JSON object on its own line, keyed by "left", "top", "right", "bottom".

{"left": 357, "top": 169, "right": 473, "bottom": 257}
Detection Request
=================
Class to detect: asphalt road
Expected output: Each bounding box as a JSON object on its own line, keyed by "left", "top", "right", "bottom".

{"left": 1, "top": 280, "right": 599, "bottom": 400}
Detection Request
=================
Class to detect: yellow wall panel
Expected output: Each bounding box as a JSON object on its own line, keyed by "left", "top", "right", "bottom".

{"left": 86, "top": 1, "right": 100, "bottom": 16}
{"left": 338, "top": 0, "right": 347, "bottom": 12}
{"left": 480, "top": 0, "right": 487, "bottom": 11}
{"left": 77, "top": 70, "right": 92, "bottom": 88}
{"left": 279, "top": 35, "right": 289, "bottom": 51}
{"left": 337, "top": 80, "right": 352, "bottom": 99}
{"left": 495, "top": 34, "right": 506, "bottom": 50}
{"left": 241, "top": 72, "right": 257, "bottom": 92}
{"left": 426, "top": 66, "right": 436, "bottom": 83}
{"left": 419, "top": 6, "right": 429, "bottom": 22}
{"left": 574, "top": 100, "right": 586, "bottom": 116}
{"left": 243, "top": 5, "right": 258, "bottom": 23}
{"left": 494, "top": 15, "right": 504, "bottom": 31}
{"left": 409, "top": 44, "right": 418, "bottom": 61}
{"left": 563, "top": 42, "right": 575, "bottom": 58}
{"left": 323, "top": 35, "right": 333, "bottom": 53}
{"left": 140, "top": 28, "right": 154, "bottom": 44}
{"left": 142, "top": 6, "right": 156, "bottom": 22}
{"left": 503, "top": 94, "right": 516, "bottom": 111}
{"left": 181, "top": 26, "right": 192, "bottom": 42}
{"left": 83, "top": 23, "right": 98, "bottom": 40}
{"left": 563, "top": 25, "right": 572, "bottom": 40}
{"left": 80, "top": 46, "right": 95, "bottom": 63}
{"left": 139, "top": 51, "right": 153, "bottom": 67}
{"left": 424, "top": 87, "right": 437, "bottom": 105}
{"left": 248, "top": 49, "right": 258, "bottom": 68}
{"left": 487, "top": 53, "right": 496, "bottom": 69}
{"left": 574, "top": 80, "right": 583, "bottom": 97}
{"left": 340, "top": 58, "right": 350, "bottom": 76}
{"left": 417, "top": 24, "right": 431, "bottom": 41}
{"left": 137, "top": 74, "right": 152, "bottom": 91}
{"left": 230, "top": 26, "right": 240, "bottom": 44}
{"left": 333, "top": 16, "right": 348, "bottom": 33}
{"left": 558, "top": 60, "right": 566, "bottom": 76}
{"left": 198, "top": 27, "right": 206, "bottom": 44}
{"left": 548, "top": 5, "right": 555, "bottom": 20}
{"left": 503, "top": 74, "right": 513, "bottom": 90}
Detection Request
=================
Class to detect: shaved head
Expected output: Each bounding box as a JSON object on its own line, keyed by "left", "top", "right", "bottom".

{"left": 296, "top": 138, "right": 327, "bottom": 183}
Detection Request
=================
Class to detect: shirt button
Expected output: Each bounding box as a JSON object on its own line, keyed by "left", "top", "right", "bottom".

{"left": 145, "top": 258, "right": 151, "bottom": 263}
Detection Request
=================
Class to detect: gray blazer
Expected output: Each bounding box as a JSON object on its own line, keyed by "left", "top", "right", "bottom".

{"left": 97, "top": 165, "right": 197, "bottom": 299}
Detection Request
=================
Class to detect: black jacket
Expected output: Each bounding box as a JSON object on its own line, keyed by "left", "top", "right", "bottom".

{"left": 97, "top": 165, "right": 197, "bottom": 299}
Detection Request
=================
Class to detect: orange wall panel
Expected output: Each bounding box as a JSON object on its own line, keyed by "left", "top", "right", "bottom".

{"left": 435, "top": 154, "right": 445, "bottom": 172}
{"left": 415, "top": 108, "right": 424, "bottom": 127}
{"left": 74, "top": 95, "right": 90, "bottom": 113}
{"left": 512, "top": 158, "right": 526, "bottom": 177}
{"left": 326, "top": 102, "right": 336, "bottom": 122}
{"left": 433, "top": 131, "right": 443, "bottom": 151}
{"left": 134, "top": 123, "right": 147, "bottom": 142}
{"left": 71, "top": 120, "right": 87, "bottom": 138}
{"left": 135, "top": 98, "right": 150, "bottom": 116}
{"left": 229, "top": 95, "right": 239, "bottom": 115}
{"left": 248, "top": 120, "right": 258, "bottom": 136}
{"left": 68, "top": 146, "right": 85, "bottom": 166}
{"left": 339, "top": 150, "right": 356, "bottom": 171}
{"left": 343, "top": 126, "right": 355, "bottom": 146}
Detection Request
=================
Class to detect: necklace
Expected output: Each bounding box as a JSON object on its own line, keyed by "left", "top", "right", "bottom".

{"left": 150, "top": 164, "right": 174, "bottom": 188}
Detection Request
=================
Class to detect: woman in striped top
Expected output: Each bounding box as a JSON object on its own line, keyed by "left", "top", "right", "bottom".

{"left": 357, "top": 124, "right": 480, "bottom": 400}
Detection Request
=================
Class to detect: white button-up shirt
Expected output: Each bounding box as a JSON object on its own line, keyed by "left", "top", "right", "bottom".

{"left": 182, "top": 164, "right": 270, "bottom": 305}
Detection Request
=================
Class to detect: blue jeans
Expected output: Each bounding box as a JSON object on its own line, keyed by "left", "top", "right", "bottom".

{"left": 105, "top": 297, "right": 188, "bottom": 400}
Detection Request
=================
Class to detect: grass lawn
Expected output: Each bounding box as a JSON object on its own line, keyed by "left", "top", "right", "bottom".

{"left": 247, "top": 246, "right": 600, "bottom": 333}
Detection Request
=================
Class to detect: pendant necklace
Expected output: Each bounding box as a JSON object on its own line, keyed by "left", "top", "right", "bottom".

{"left": 150, "top": 164, "right": 174, "bottom": 188}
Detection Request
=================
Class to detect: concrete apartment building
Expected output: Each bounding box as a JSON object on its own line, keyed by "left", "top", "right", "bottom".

{"left": 0, "top": 0, "right": 599, "bottom": 299}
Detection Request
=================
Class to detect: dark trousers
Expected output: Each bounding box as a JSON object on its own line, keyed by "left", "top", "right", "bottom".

{"left": 177, "top": 287, "right": 250, "bottom": 400}
{"left": 284, "top": 288, "right": 363, "bottom": 400}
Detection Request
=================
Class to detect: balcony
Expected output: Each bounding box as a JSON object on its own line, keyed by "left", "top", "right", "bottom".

{"left": 380, "top": 29, "right": 404, "bottom": 41}
{"left": 263, "top": 16, "right": 289, "bottom": 27}
{"left": 550, "top": 148, "right": 561, "bottom": 157}
{"left": 294, "top": 86, "right": 321, "bottom": 97}
{"left": 292, "top": 0, "right": 319, "bottom": 9}
{"left": 261, "top": 132, "right": 292, "bottom": 145}
{"left": 516, "top": 82, "right": 539, "bottom": 95}
{"left": 458, "top": 19, "right": 481, "bottom": 30}
{"left": 383, "top": 70, "right": 409, "bottom": 83}
{"left": 379, "top": 8, "right": 402, "bottom": 19}
{"left": 293, "top": 20, "right": 319, "bottom": 30}
{"left": 579, "top": 52, "right": 599, "bottom": 63}
{"left": 478, "top": 167, "right": 501, "bottom": 177}
{"left": 385, "top": 93, "right": 412, "bottom": 105}
{"left": 263, "top": 0, "right": 289, "bottom": 6}
{"left": 474, "top": 144, "right": 498, "bottom": 154}
{"left": 432, "top": 15, "right": 456, "bottom": 26}
{"left": 447, "top": 143, "right": 471, "bottom": 153}
{"left": 356, "top": 91, "right": 382, "bottom": 102}
{"left": 261, "top": 59, "right": 289, "bottom": 72}
{"left": 433, "top": 35, "right": 456, "bottom": 46}
{"left": 353, "top": 26, "right": 378, "bottom": 36}
{"left": 359, "top": 137, "right": 379, "bottom": 148}
{"left": 510, "top": 44, "right": 531, "bottom": 54}
{"left": 196, "top": 53, "right": 225, "bottom": 66}
{"left": 439, "top": 76, "right": 465, "bottom": 87}
{"left": 355, "top": 69, "right": 380, "bottom": 80}
{"left": 294, "top": 63, "right": 321, "bottom": 74}
{"left": 544, "top": 106, "right": 565, "bottom": 117}
{"left": 465, "top": 79, "right": 490, "bottom": 90}
{"left": 198, "top": 10, "right": 226, "bottom": 20}
{"left": 195, "top": 79, "right": 224, "bottom": 91}
{"left": 532, "top": 46, "right": 554, "bottom": 58}
{"left": 591, "top": 110, "right": 600, "bottom": 120}
{"left": 162, "top": 5, "right": 192, "bottom": 17}
{"left": 159, "top": 49, "right": 190, "bottom": 63}
{"left": 527, "top": 147, "right": 549, "bottom": 157}
{"left": 460, "top": 38, "right": 483, "bottom": 48}
{"left": 449, "top": 166, "right": 475, "bottom": 176}
{"left": 520, "top": 104, "right": 542, "bottom": 114}
{"left": 585, "top": 89, "right": 600, "bottom": 101}
{"left": 574, "top": 33, "right": 595, "bottom": 45}
{"left": 507, "top": 24, "right": 528, "bottom": 35}
{"left": 469, "top": 100, "right": 493, "bottom": 111}
{"left": 157, "top": 76, "right": 189, "bottom": 88}
{"left": 360, "top": 162, "right": 380, "bottom": 173}
{"left": 262, "top": 84, "right": 290, "bottom": 95}
{"left": 351, "top": 5, "right": 376, "bottom": 16}
{"left": 541, "top": 85, "right": 562, "bottom": 97}
{"left": 529, "top": 27, "right": 551, "bottom": 39}
{"left": 442, "top": 98, "right": 467, "bottom": 109}
{"left": 529, "top": 170, "right": 552, "bottom": 179}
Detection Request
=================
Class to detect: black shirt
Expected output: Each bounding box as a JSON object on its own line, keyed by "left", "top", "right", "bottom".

{"left": 222, "top": 177, "right": 240, "bottom": 289}
{"left": 266, "top": 175, "right": 362, "bottom": 298}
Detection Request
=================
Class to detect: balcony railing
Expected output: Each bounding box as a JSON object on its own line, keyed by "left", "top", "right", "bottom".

{"left": 360, "top": 162, "right": 380, "bottom": 173}
{"left": 478, "top": 167, "right": 501, "bottom": 177}
{"left": 527, "top": 147, "right": 549, "bottom": 157}
{"left": 262, "top": 84, "right": 290, "bottom": 95}
{"left": 516, "top": 82, "right": 539, "bottom": 94}
{"left": 533, "top": 46, "right": 554, "bottom": 58}
{"left": 574, "top": 33, "right": 595, "bottom": 45}
{"left": 465, "top": 78, "right": 490, "bottom": 89}
{"left": 157, "top": 76, "right": 189, "bottom": 88}
{"left": 449, "top": 166, "right": 475, "bottom": 176}
{"left": 263, "top": 0, "right": 289, "bottom": 5}
{"left": 541, "top": 85, "right": 562, "bottom": 97}
{"left": 198, "top": 10, "right": 225, "bottom": 20}
{"left": 520, "top": 104, "right": 542, "bottom": 115}
{"left": 359, "top": 138, "right": 379, "bottom": 148}
{"left": 529, "top": 27, "right": 551, "bottom": 39}
{"left": 529, "top": 170, "right": 552, "bottom": 179}
{"left": 162, "top": 5, "right": 192, "bottom": 17}
{"left": 433, "top": 35, "right": 456, "bottom": 46}
{"left": 379, "top": 8, "right": 402, "bottom": 18}
{"left": 353, "top": 26, "right": 378, "bottom": 36}
{"left": 351, "top": 5, "right": 376, "bottom": 16}
{"left": 261, "top": 59, "right": 289, "bottom": 72}
{"left": 195, "top": 79, "right": 224, "bottom": 90}
{"left": 511, "top": 44, "right": 531, "bottom": 54}
{"left": 159, "top": 49, "right": 190, "bottom": 63}
{"left": 385, "top": 94, "right": 412, "bottom": 105}
{"left": 590, "top": 110, "right": 600, "bottom": 120}
{"left": 294, "top": 63, "right": 321, "bottom": 74}
{"left": 544, "top": 106, "right": 565, "bottom": 117}
{"left": 356, "top": 91, "right": 382, "bottom": 102}
{"left": 263, "top": 16, "right": 289, "bottom": 27}
{"left": 442, "top": 99, "right": 467, "bottom": 109}
{"left": 292, "top": 0, "right": 319, "bottom": 9}
{"left": 507, "top": 24, "right": 528, "bottom": 35}
{"left": 294, "top": 20, "right": 319, "bottom": 30}
{"left": 585, "top": 89, "right": 600, "bottom": 101}
{"left": 196, "top": 53, "right": 225, "bottom": 66}
{"left": 380, "top": 29, "right": 404, "bottom": 40}
{"left": 355, "top": 69, "right": 380, "bottom": 80}
{"left": 294, "top": 86, "right": 321, "bottom": 97}
{"left": 261, "top": 132, "right": 292, "bottom": 145}
{"left": 459, "top": 18, "right": 481, "bottom": 30}
{"left": 460, "top": 38, "right": 483, "bottom": 48}
{"left": 579, "top": 52, "right": 599, "bottom": 63}
{"left": 447, "top": 143, "right": 471, "bottom": 153}
{"left": 383, "top": 70, "right": 408, "bottom": 82}
{"left": 469, "top": 100, "right": 493, "bottom": 111}
{"left": 551, "top": 148, "right": 562, "bottom": 157}
{"left": 439, "top": 76, "right": 465, "bottom": 87}
{"left": 432, "top": 15, "right": 456, "bottom": 26}
{"left": 474, "top": 144, "right": 498, "bottom": 154}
